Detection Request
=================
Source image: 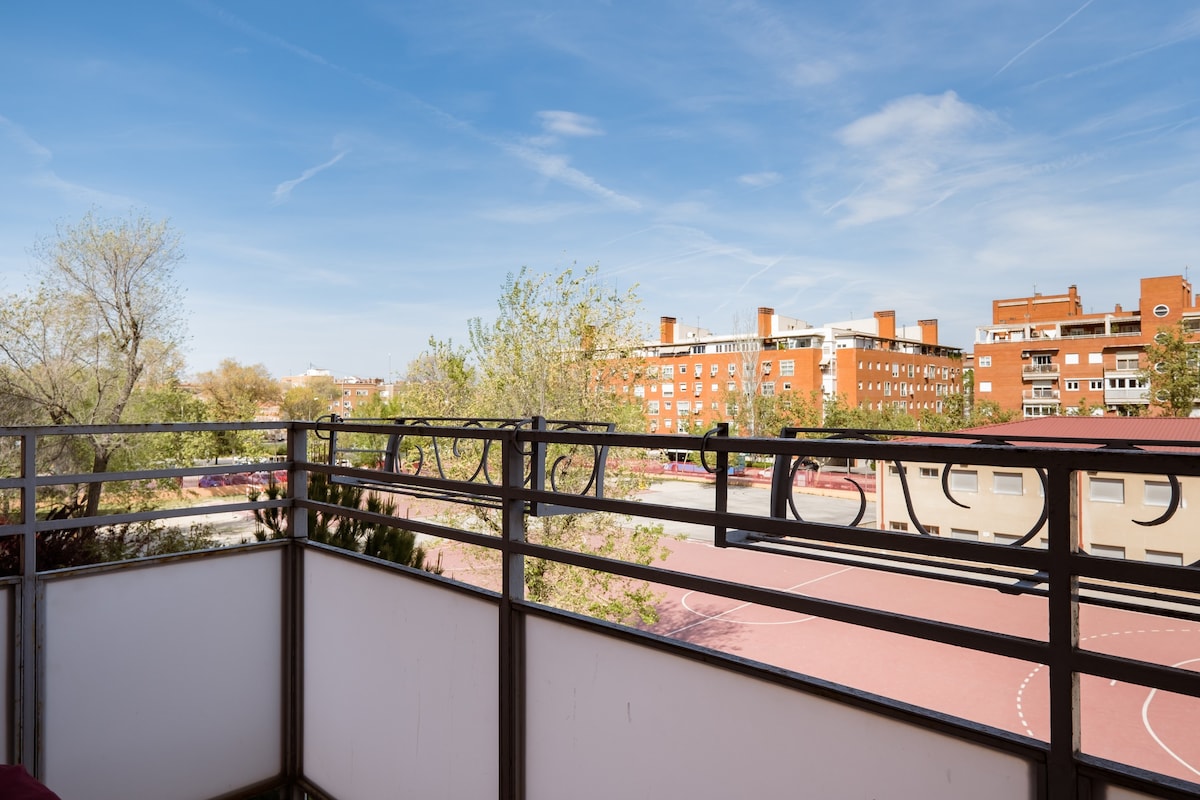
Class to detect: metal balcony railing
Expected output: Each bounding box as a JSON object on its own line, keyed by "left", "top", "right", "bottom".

{"left": 0, "top": 420, "right": 1198, "bottom": 800}
{"left": 1022, "top": 389, "right": 1061, "bottom": 402}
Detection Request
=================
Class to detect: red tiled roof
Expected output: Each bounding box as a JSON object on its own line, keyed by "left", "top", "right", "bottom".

{"left": 961, "top": 416, "right": 1200, "bottom": 442}
{"left": 897, "top": 416, "right": 1200, "bottom": 450}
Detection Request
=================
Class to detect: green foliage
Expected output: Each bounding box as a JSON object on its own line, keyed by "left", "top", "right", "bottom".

{"left": 0, "top": 210, "right": 187, "bottom": 525}
{"left": 438, "top": 265, "right": 667, "bottom": 624}
{"left": 397, "top": 337, "right": 476, "bottom": 418}
{"left": 250, "top": 475, "right": 442, "bottom": 573}
{"left": 1142, "top": 323, "right": 1199, "bottom": 417}
{"left": 280, "top": 376, "right": 340, "bottom": 421}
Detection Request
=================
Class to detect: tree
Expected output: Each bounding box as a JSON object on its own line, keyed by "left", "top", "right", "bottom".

{"left": 398, "top": 337, "right": 476, "bottom": 417}
{"left": 467, "top": 266, "right": 646, "bottom": 428}
{"left": 194, "top": 359, "right": 281, "bottom": 457}
{"left": 249, "top": 475, "right": 442, "bottom": 573}
{"left": 1142, "top": 323, "right": 1199, "bottom": 417}
{"left": 462, "top": 265, "right": 666, "bottom": 623}
{"left": 0, "top": 211, "right": 186, "bottom": 519}
{"left": 281, "top": 375, "right": 340, "bottom": 420}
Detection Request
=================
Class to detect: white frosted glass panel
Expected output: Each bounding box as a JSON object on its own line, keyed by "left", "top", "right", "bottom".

{"left": 43, "top": 550, "right": 283, "bottom": 800}
{"left": 0, "top": 585, "right": 10, "bottom": 764}
{"left": 526, "top": 617, "right": 1034, "bottom": 800}
{"left": 303, "top": 551, "right": 498, "bottom": 799}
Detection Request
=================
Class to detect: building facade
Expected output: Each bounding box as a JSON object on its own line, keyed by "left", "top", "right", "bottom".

{"left": 972, "top": 275, "right": 1200, "bottom": 417}
{"left": 878, "top": 417, "right": 1200, "bottom": 565}
{"left": 627, "top": 306, "right": 962, "bottom": 434}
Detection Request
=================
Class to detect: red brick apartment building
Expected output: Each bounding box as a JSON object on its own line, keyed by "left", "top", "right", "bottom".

{"left": 972, "top": 275, "right": 1200, "bottom": 417}
{"left": 627, "top": 306, "right": 962, "bottom": 433}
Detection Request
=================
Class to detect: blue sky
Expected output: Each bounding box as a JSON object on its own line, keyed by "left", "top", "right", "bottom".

{"left": 1, "top": 1, "right": 1198, "bottom": 381}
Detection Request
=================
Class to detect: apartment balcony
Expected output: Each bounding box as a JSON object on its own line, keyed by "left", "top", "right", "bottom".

{"left": 1, "top": 421, "right": 1198, "bottom": 799}
{"left": 1021, "top": 363, "right": 1060, "bottom": 380}
{"left": 1105, "top": 387, "right": 1150, "bottom": 404}
{"left": 1022, "top": 389, "right": 1061, "bottom": 403}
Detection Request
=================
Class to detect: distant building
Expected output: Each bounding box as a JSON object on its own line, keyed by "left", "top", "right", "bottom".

{"left": 878, "top": 416, "right": 1200, "bottom": 565}
{"left": 624, "top": 306, "right": 963, "bottom": 434}
{"left": 971, "top": 275, "right": 1200, "bottom": 417}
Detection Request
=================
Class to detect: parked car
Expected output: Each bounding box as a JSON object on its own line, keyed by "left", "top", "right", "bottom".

{"left": 198, "top": 474, "right": 229, "bottom": 488}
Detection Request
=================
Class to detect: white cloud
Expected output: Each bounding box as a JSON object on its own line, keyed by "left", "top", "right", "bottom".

{"left": 739, "top": 171, "right": 782, "bottom": 188}
{"left": 839, "top": 91, "right": 993, "bottom": 149}
{"left": 0, "top": 115, "right": 53, "bottom": 161}
{"left": 537, "top": 110, "right": 603, "bottom": 138}
{"left": 271, "top": 150, "right": 349, "bottom": 205}
{"left": 504, "top": 142, "right": 640, "bottom": 211}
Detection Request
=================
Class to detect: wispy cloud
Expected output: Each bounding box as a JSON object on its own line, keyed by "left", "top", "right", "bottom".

{"left": 829, "top": 92, "right": 1007, "bottom": 226}
{"left": 994, "top": 0, "right": 1096, "bottom": 77}
{"left": 739, "top": 171, "right": 782, "bottom": 188}
{"left": 0, "top": 115, "right": 53, "bottom": 161}
{"left": 537, "top": 110, "right": 603, "bottom": 138}
{"left": 271, "top": 150, "right": 349, "bottom": 205}
{"left": 503, "top": 142, "right": 640, "bottom": 211}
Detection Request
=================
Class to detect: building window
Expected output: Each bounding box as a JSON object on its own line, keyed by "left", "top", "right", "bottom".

{"left": 679, "top": 382, "right": 687, "bottom": 392}
{"left": 662, "top": 384, "right": 674, "bottom": 398}
{"left": 889, "top": 521, "right": 909, "bottom": 531}
{"left": 726, "top": 381, "right": 736, "bottom": 391}
{"left": 883, "top": 381, "right": 891, "bottom": 396}
{"left": 949, "top": 469, "right": 978, "bottom": 493}
{"left": 1115, "top": 352, "right": 1139, "bottom": 370}
{"left": 1065, "top": 380, "right": 1079, "bottom": 391}
{"left": 1089, "top": 477, "right": 1125, "bottom": 504}
{"left": 780, "top": 360, "right": 795, "bottom": 377}
{"left": 677, "top": 401, "right": 690, "bottom": 415}
{"left": 728, "top": 364, "right": 737, "bottom": 376}
{"left": 1089, "top": 379, "right": 1103, "bottom": 390}
{"left": 782, "top": 382, "right": 792, "bottom": 391}
{"left": 919, "top": 467, "right": 937, "bottom": 478}
{"left": 950, "top": 528, "right": 979, "bottom": 541}
{"left": 993, "top": 472, "right": 1023, "bottom": 495}
{"left": 1065, "top": 353, "right": 1079, "bottom": 365}
{"left": 1144, "top": 480, "right": 1174, "bottom": 507}
{"left": 762, "top": 382, "right": 775, "bottom": 396}
{"left": 647, "top": 401, "right": 659, "bottom": 415}
{"left": 762, "top": 361, "right": 772, "bottom": 374}
{"left": 1091, "top": 544, "right": 1126, "bottom": 559}
{"left": 664, "top": 401, "right": 672, "bottom": 410}
{"left": 1145, "top": 550, "right": 1184, "bottom": 566}
{"left": 892, "top": 364, "right": 900, "bottom": 377}
{"left": 694, "top": 382, "right": 703, "bottom": 396}
{"left": 633, "top": 385, "right": 645, "bottom": 398}
{"left": 978, "top": 381, "right": 992, "bottom": 392}
{"left": 711, "top": 383, "right": 719, "bottom": 392}
{"left": 1088, "top": 353, "right": 1103, "bottom": 364}
{"left": 663, "top": 418, "right": 672, "bottom": 429}
{"left": 977, "top": 356, "right": 991, "bottom": 367}
{"left": 710, "top": 364, "right": 719, "bottom": 376}
{"left": 993, "top": 533, "right": 1023, "bottom": 546}
{"left": 1032, "top": 354, "right": 1052, "bottom": 367}
{"left": 1154, "top": 304, "right": 1170, "bottom": 317}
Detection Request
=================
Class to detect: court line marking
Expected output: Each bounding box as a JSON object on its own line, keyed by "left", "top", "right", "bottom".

{"left": 1016, "top": 628, "right": 1198, "bottom": 777}
{"left": 665, "top": 566, "right": 854, "bottom": 636}
{"left": 1142, "top": 657, "right": 1200, "bottom": 778}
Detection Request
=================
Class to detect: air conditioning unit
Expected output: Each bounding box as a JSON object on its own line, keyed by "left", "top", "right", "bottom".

{"left": 1020, "top": 351, "right": 1030, "bottom": 358}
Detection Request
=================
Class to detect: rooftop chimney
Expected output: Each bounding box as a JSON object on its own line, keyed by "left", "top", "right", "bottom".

{"left": 757, "top": 307, "right": 774, "bottom": 339}
{"left": 660, "top": 316, "right": 676, "bottom": 345}
{"left": 875, "top": 310, "right": 896, "bottom": 340}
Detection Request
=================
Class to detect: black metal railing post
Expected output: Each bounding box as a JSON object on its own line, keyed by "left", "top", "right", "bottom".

{"left": 500, "top": 426, "right": 526, "bottom": 800}
{"left": 284, "top": 423, "right": 307, "bottom": 798}
{"left": 18, "top": 433, "right": 37, "bottom": 773}
{"left": 712, "top": 423, "right": 730, "bottom": 547}
{"left": 1046, "top": 464, "right": 1083, "bottom": 799}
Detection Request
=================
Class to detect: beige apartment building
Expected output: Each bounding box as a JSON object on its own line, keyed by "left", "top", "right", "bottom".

{"left": 878, "top": 417, "right": 1200, "bottom": 565}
